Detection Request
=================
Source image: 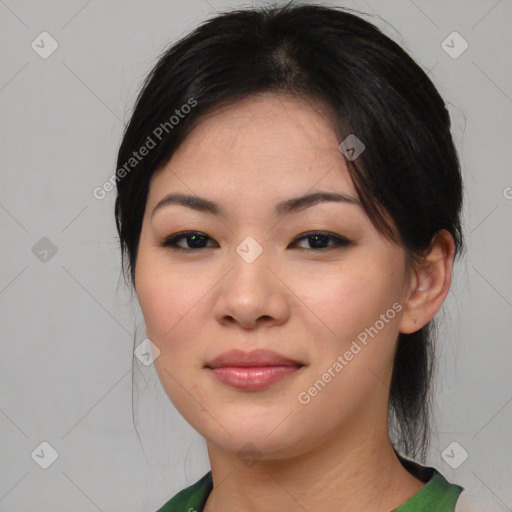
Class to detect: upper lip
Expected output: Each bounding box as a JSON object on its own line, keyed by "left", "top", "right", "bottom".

{"left": 205, "top": 349, "right": 304, "bottom": 369}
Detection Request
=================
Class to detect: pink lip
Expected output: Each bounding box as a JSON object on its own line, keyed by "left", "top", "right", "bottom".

{"left": 210, "top": 366, "right": 301, "bottom": 390}
{"left": 205, "top": 348, "right": 303, "bottom": 368}
{"left": 205, "top": 349, "right": 304, "bottom": 391}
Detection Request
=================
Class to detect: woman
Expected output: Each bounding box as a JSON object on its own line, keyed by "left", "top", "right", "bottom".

{"left": 115, "top": 3, "right": 466, "bottom": 511}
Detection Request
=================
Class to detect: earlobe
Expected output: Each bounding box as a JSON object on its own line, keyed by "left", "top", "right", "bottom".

{"left": 399, "top": 230, "right": 456, "bottom": 334}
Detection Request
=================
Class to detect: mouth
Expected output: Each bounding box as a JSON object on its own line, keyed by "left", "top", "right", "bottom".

{"left": 206, "top": 364, "right": 304, "bottom": 391}
{"left": 204, "top": 348, "right": 305, "bottom": 391}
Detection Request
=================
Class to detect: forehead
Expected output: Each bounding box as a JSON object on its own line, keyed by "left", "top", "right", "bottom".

{"left": 147, "top": 93, "right": 356, "bottom": 206}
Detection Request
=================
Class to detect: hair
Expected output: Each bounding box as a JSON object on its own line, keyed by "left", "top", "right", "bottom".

{"left": 115, "top": 2, "right": 464, "bottom": 462}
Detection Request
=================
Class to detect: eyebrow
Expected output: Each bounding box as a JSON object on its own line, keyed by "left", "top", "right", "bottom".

{"left": 151, "top": 191, "right": 361, "bottom": 219}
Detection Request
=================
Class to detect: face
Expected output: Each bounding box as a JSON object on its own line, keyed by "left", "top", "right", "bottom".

{"left": 135, "top": 93, "right": 416, "bottom": 461}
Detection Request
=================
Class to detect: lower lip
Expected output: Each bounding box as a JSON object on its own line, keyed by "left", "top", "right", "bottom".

{"left": 208, "top": 365, "right": 302, "bottom": 390}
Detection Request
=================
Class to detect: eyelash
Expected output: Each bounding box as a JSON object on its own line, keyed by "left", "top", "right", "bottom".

{"left": 160, "top": 231, "right": 352, "bottom": 252}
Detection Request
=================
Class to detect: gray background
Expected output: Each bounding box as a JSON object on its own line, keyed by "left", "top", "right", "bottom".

{"left": 1, "top": 0, "right": 511, "bottom": 511}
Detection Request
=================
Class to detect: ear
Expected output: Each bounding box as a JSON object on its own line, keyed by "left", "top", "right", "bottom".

{"left": 399, "top": 229, "right": 456, "bottom": 334}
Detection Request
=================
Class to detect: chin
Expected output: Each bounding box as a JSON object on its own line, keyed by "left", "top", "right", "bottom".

{"left": 198, "top": 415, "right": 314, "bottom": 461}
{"left": 213, "top": 434, "right": 307, "bottom": 461}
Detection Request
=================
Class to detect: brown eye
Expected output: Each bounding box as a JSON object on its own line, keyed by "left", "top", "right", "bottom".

{"left": 160, "top": 230, "right": 351, "bottom": 252}
{"left": 161, "top": 231, "right": 218, "bottom": 250}
{"left": 291, "top": 231, "right": 352, "bottom": 251}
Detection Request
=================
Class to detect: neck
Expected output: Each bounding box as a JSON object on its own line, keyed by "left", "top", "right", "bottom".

{"left": 204, "top": 422, "right": 425, "bottom": 512}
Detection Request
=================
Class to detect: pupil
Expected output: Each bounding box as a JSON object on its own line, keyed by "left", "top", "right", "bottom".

{"left": 309, "top": 235, "right": 327, "bottom": 249}
{"left": 188, "top": 234, "right": 206, "bottom": 248}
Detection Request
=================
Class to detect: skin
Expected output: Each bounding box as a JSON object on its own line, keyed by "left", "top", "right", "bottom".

{"left": 134, "top": 92, "right": 455, "bottom": 512}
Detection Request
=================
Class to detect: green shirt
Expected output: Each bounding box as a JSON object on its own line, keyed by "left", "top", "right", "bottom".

{"left": 155, "top": 465, "right": 463, "bottom": 512}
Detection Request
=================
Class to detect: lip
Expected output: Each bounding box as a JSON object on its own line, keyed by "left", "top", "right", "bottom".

{"left": 205, "top": 349, "right": 305, "bottom": 391}
{"left": 205, "top": 348, "right": 303, "bottom": 369}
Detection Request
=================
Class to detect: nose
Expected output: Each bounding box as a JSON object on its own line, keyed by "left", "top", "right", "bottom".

{"left": 213, "top": 243, "right": 290, "bottom": 330}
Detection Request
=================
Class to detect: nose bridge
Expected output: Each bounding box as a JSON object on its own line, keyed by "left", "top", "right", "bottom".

{"left": 235, "top": 234, "right": 266, "bottom": 266}
{"left": 214, "top": 234, "right": 288, "bottom": 327}
{"left": 227, "top": 234, "right": 272, "bottom": 293}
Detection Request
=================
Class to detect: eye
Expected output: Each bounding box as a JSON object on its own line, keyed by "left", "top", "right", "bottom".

{"left": 161, "top": 230, "right": 351, "bottom": 252}
{"left": 290, "top": 231, "right": 352, "bottom": 251}
{"left": 160, "top": 231, "right": 218, "bottom": 251}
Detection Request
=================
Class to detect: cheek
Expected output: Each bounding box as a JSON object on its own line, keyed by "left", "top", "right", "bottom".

{"left": 135, "top": 248, "right": 214, "bottom": 377}
{"left": 136, "top": 248, "right": 194, "bottom": 340}
{"left": 300, "top": 258, "right": 403, "bottom": 348}
{"left": 293, "top": 263, "right": 403, "bottom": 424}
{"left": 135, "top": 251, "right": 209, "bottom": 413}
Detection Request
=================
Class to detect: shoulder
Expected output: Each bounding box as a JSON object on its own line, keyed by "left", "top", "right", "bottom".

{"left": 428, "top": 471, "right": 465, "bottom": 506}
{"left": 392, "top": 470, "right": 464, "bottom": 511}
{"left": 154, "top": 472, "right": 213, "bottom": 512}
{"left": 394, "top": 451, "right": 464, "bottom": 511}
